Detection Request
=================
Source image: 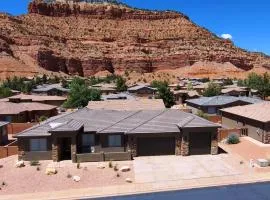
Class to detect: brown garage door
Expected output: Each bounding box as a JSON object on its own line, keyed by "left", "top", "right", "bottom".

{"left": 189, "top": 132, "right": 211, "bottom": 155}
{"left": 137, "top": 137, "right": 175, "bottom": 156}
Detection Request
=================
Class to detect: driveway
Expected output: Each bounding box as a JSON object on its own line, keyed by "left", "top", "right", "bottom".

{"left": 133, "top": 154, "right": 240, "bottom": 183}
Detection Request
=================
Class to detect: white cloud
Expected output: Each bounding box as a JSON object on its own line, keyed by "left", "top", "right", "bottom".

{"left": 221, "top": 33, "right": 233, "bottom": 40}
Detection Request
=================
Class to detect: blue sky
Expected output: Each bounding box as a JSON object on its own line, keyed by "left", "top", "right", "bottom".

{"left": 1, "top": 0, "right": 270, "bottom": 55}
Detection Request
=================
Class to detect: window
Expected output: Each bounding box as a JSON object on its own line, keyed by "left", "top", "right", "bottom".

{"left": 207, "top": 107, "right": 216, "bottom": 114}
{"left": 30, "top": 139, "right": 47, "bottom": 151}
{"left": 108, "top": 135, "right": 122, "bottom": 147}
{"left": 82, "top": 134, "right": 95, "bottom": 147}
{"left": 2, "top": 127, "right": 7, "bottom": 137}
{"left": 3, "top": 116, "right": 12, "bottom": 122}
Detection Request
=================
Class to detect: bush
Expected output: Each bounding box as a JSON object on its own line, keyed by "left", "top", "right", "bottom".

{"left": 67, "top": 173, "right": 72, "bottom": 179}
{"left": 77, "top": 162, "right": 81, "bottom": 169}
{"left": 227, "top": 134, "right": 240, "bottom": 144}
{"left": 203, "top": 82, "right": 221, "bottom": 97}
{"left": 109, "top": 161, "right": 113, "bottom": 168}
{"left": 196, "top": 110, "right": 209, "bottom": 120}
{"left": 36, "top": 166, "right": 40, "bottom": 171}
{"left": 0, "top": 165, "right": 3, "bottom": 168}
{"left": 30, "top": 160, "right": 40, "bottom": 166}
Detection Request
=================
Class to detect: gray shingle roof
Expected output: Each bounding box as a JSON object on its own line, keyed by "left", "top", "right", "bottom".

{"left": 15, "top": 108, "right": 220, "bottom": 138}
{"left": 186, "top": 96, "right": 263, "bottom": 106}
{"left": 0, "top": 121, "right": 9, "bottom": 127}
{"left": 32, "top": 84, "right": 70, "bottom": 93}
{"left": 128, "top": 85, "right": 156, "bottom": 92}
{"left": 101, "top": 93, "right": 136, "bottom": 100}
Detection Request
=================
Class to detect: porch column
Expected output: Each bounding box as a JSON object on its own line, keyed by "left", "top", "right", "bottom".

{"left": 211, "top": 132, "right": 218, "bottom": 155}
{"left": 181, "top": 132, "right": 189, "bottom": 156}
{"left": 127, "top": 135, "right": 137, "bottom": 157}
{"left": 52, "top": 137, "right": 59, "bottom": 162}
{"left": 71, "top": 136, "right": 77, "bottom": 163}
{"left": 175, "top": 133, "right": 182, "bottom": 156}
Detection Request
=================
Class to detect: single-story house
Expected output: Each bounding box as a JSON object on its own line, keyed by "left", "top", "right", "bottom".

{"left": 221, "top": 85, "right": 249, "bottom": 97}
{"left": 32, "top": 84, "right": 70, "bottom": 96}
{"left": 90, "top": 83, "right": 117, "bottom": 95}
{"left": 220, "top": 102, "right": 270, "bottom": 144}
{"left": 127, "top": 84, "right": 156, "bottom": 98}
{"left": 87, "top": 99, "right": 165, "bottom": 111}
{"left": 0, "top": 102, "right": 58, "bottom": 123}
{"left": 15, "top": 109, "right": 220, "bottom": 162}
{"left": 101, "top": 93, "right": 136, "bottom": 101}
{"left": 0, "top": 122, "right": 9, "bottom": 145}
{"left": 186, "top": 96, "right": 263, "bottom": 115}
{"left": 173, "top": 90, "right": 200, "bottom": 104}
{"left": 1, "top": 94, "right": 66, "bottom": 107}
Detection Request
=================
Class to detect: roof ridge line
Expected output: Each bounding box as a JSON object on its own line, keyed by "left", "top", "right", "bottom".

{"left": 177, "top": 116, "right": 195, "bottom": 128}
{"left": 97, "top": 110, "right": 142, "bottom": 133}
{"left": 15, "top": 108, "right": 85, "bottom": 137}
{"left": 126, "top": 109, "right": 168, "bottom": 134}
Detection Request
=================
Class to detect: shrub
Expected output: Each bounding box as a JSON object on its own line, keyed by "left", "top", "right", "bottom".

{"left": 116, "top": 173, "right": 120, "bottom": 177}
{"left": 0, "top": 165, "right": 3, "bottom": 168}
{"left": 109, "top": 161, "right": 113, "bottom": 168}
{"left": 227, "top": 134, "right": 240, "bottom": 144}
{"left": 114, "top": 164, "right": 118, "bottom": 171}
{"left": 2, "top": 181, "right": 6, "bottom": 186}
{"left": 30, "top": 160, "right": 40, "bottom": 166}
{"left": 77, "top": 162, "right": 81, "bottom": 169}
{"left": 67, "top": 173, "right": 72, "bottom": 179}
{"left": 36, "top": 166, "right": 40, "bottom": 171}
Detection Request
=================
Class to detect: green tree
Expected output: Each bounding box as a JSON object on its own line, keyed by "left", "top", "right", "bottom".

{"left": 187, "top": 82, "right": 193, "bottom": 91}
{"left": 0, "top": 86, "right": 12, "bottom": 98}
{"left": 245, "top": 72, "right": 270, "bottom": 99}
{"left": 203, "top": 82, "right": 221, "bottom": 97}
{"left": 151, "top": 80, "right": 175, "bottom": 108}
{"left": 196, "top": 110, "right": 209, "bottom": 120}
{"left": 223, "top": 78, "right": 233, "bottom": 86}
{"left": 42, "top": 74, "right": 48, "bottom": 84}
{"left": 61, "top": 78, "right": 69, "bottom": 88}
{"left": 116, "top": 76, "right": 127, "bottom": 92}
{"left": 63, "top": 78, "right": 101, "bottom": 108}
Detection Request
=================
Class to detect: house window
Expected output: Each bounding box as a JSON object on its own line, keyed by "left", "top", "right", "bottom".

{"left": 207, "top": 107, "right": 216, "bottom": 114}
{"left": 2, "top": 127, "right": 7, "bottom": 137}
{"left": 3, "top": 116, "right": 12, "bottom": 122}
{"left": 82, "top": 134, "right": 95, "bottom": 147}
{"left": 30, "top": 138, "right": 47, "bottom": 151}
{"left": 108, "top": 135, "right": 122, "bottom": 147}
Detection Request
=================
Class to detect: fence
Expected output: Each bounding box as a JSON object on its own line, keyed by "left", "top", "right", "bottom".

{"left": 0, "top": 140, "right": 18, "bottom": 159}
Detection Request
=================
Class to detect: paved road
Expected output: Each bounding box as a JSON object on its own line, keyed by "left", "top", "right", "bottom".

{"left": 88, "top": 182, "right": 270, "bottom": 200}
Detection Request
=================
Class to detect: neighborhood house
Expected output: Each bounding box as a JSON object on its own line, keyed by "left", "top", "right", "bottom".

{"left": 15, "top": 109, "right": 220, "bottom": 163}
{"left": 127, "top": 84, "right": 156, "bottom": 98}
{"left": 32, "top": 84, "right": 70, "bottom": 96}
{"left": 0, "top": 102, "right": 58, "bottom": 123}
{"left": 186, "top": 96, "right": 263, "bottom": 115}
{"left": 220, "top": 102, "right": 270, "bottom": 144}
{"left": 0, "top": 122, "right": 9, "bottom": 145}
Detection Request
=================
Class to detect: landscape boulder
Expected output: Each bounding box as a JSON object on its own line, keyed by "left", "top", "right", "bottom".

{"left": 125, "top": 178, "right": 132, "bottom": 183}
{"left": 120, "top": 166, "right": 130, "bottom": 172}
{"left": 45, "top": 167, "right": 57, "bottom": 175}
{"left": 15, "top": 161, "right": 25, "bottom": 168}
{"left": 73, "top": 176, "right": 81, "bottom": 182}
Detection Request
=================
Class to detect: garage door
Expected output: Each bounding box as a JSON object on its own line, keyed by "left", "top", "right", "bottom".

{"left": 137, "top": 137, "right": 175, "bottom": 156}
{"left": 189, "top": 132, "right": 211, "bottom": 155}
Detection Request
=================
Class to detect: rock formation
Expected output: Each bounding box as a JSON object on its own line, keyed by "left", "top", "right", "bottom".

{"left": 0, "top": 0, "right": 269, "bottom": 79}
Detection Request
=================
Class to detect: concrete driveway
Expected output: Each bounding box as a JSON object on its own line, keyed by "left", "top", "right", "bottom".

{"left": 133, "top": 155, "right": 240, "bottom": 183}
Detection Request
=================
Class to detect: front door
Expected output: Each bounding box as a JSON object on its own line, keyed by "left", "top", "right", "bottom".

{"left": 59, "top": 137, "right": 72, "bottom": 160}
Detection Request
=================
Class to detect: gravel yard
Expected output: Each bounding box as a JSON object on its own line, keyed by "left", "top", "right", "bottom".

{"left": 0, "top": 156, "right": 134, "bottom": 195}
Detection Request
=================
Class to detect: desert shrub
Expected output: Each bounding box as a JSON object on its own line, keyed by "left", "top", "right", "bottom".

{"left": 196, "top": 110, "right": 209, "bottom": 120}
{"left": 67, "top": 173, "right": 72, "bottom": 179}
{"left": 116, "top": 173, "right": 120, "bottom": 177}
{"left": 0, "top": 165, "right": 3, "bottom": 168}
{"left": 109, "top": 161, "right": 113, "bottom": 168}
{"left": 114, "top": 164, "right": 118, "bottom": 171}
{"left": 77, "top": 162, "right": 81, "bottom": 169}
{"left": 36, "top": 166, "right": 40, "bottom": 171}
{"left": 30, "top": 160, "right": 40, "bottom": 166}
{"left": 227, "top": 134, "right": 240, "bottom": 144}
